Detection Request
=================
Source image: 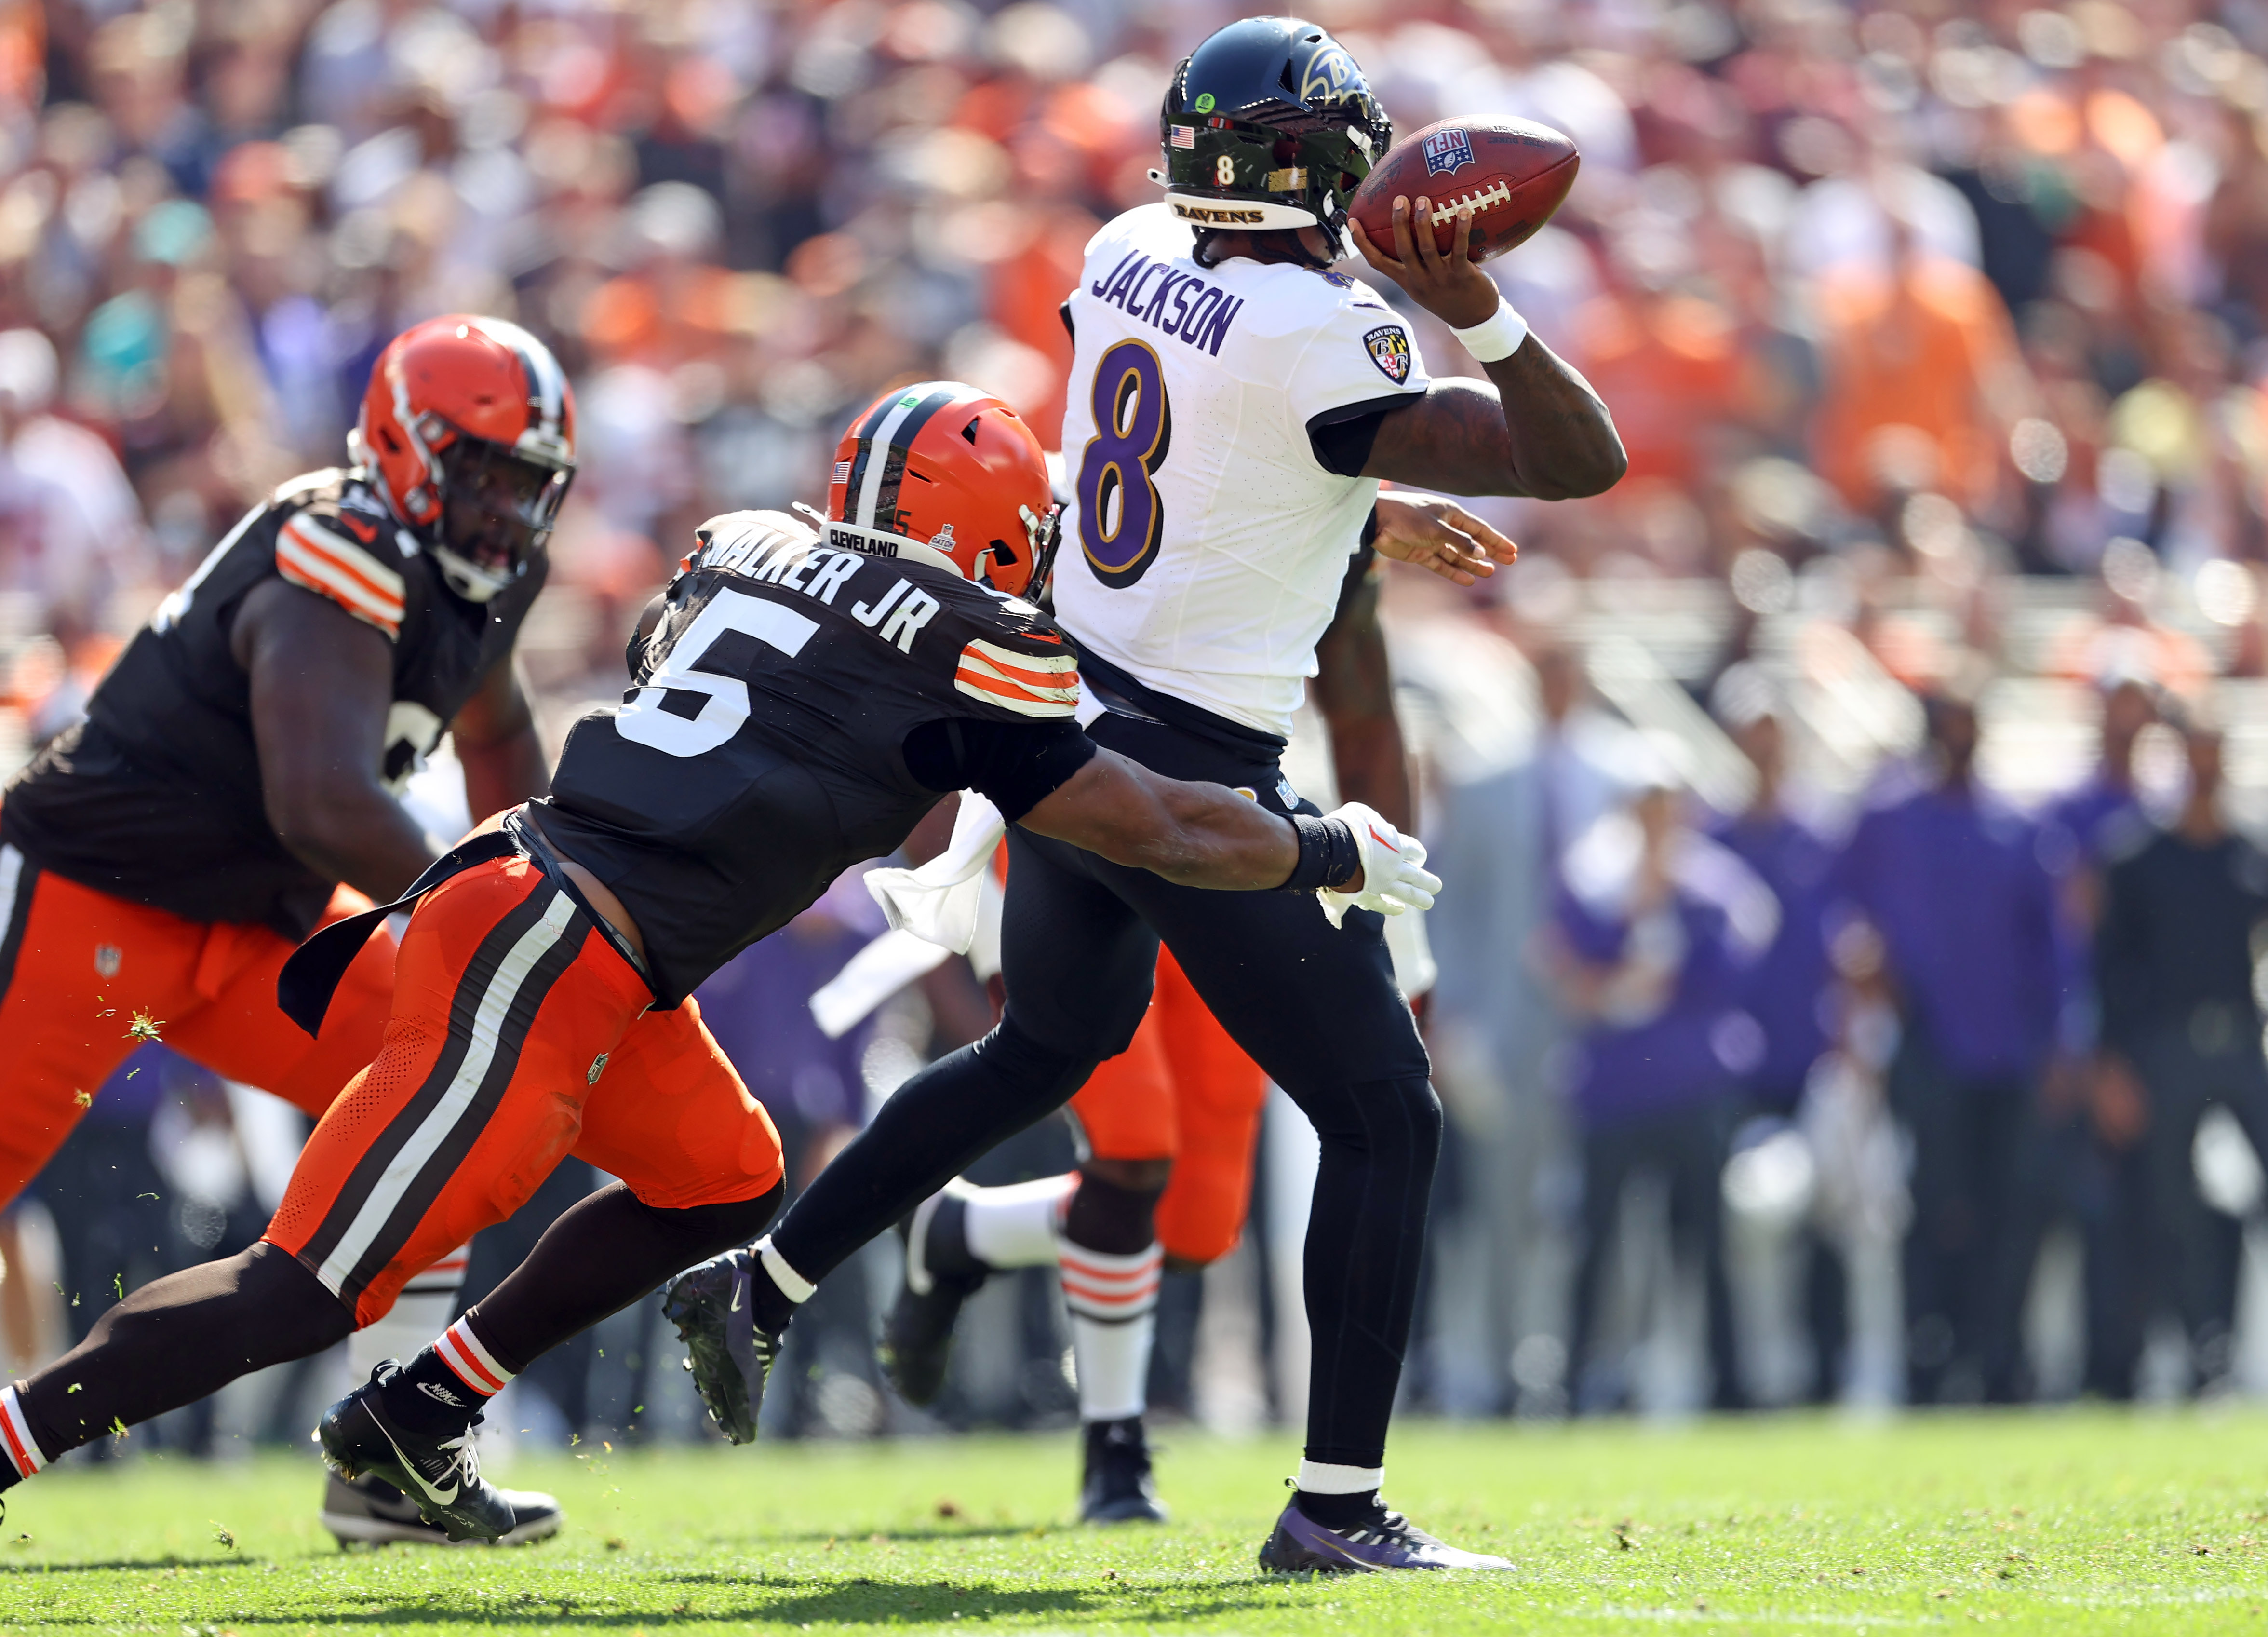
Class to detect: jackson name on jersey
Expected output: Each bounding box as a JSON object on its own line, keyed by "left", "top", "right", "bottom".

{"left": 1056, "top": 203, "right": 1431, "bottom": 741}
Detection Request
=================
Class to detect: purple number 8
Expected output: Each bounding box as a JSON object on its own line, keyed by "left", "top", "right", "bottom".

{"left": 1075, "top": 339, "right": 1173, "bottom": 587}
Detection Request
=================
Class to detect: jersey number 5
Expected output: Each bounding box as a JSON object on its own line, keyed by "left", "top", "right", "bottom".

{"left": 616, "top": 588, "right": 818, "bottom": 758}
{"left": 1074, "top": 339, "right": 1171, "bottom": 589}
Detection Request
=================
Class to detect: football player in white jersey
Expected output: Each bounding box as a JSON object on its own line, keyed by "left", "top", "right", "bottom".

{"left": 671, "top": 16, "right": 1623, "bottom": 1572}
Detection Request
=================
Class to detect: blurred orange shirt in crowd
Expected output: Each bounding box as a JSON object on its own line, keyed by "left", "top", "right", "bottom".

{"left": 1812, "top": 257, "right": 2026, "bottom": 515}
{"left": 582, "top": 265, "right": 741, "bottom": 370}
{"left": 1572, "top": 291, "right": 1743, "bottom": 490}
{"left": 985, "top": 210, "right": 1094, "bottom": 449}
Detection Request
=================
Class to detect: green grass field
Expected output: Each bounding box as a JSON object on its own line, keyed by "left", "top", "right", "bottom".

{"left": 2, "top": 1412, "right": 2266, "bottom": 1633}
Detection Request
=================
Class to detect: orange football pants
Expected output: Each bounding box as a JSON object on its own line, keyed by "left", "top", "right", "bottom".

{"left": 265, "top": 853, "right": 783, "bottom": 1326}
{"left": 0, "top": 851, "right": 400, "bottom": 1209}
{"left": 1067, "top": 947, "right": 1268, "bottom": 1266}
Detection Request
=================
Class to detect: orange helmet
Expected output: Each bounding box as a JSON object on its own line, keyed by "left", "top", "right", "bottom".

{"left": 820, "top": 381, "right": 1059, "bottom": 599}
{"left": 350, "top": 315, "right": 577, "bottom": 603}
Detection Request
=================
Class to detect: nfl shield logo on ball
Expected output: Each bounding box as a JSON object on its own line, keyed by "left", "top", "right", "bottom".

{"left": 1364, "top": 325, "right": 1413, "bottom": 384}
{"left": 1422, "top": 128, "right": 1475, "bottom": 176}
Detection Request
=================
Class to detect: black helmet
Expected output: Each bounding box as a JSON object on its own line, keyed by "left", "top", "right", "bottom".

{"left": 1158, "top": 17, "right": 1392, "bottom": 260}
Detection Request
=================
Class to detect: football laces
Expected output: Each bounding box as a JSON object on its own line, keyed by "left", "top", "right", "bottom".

{"left": 1427, "top": 180, "right": 1513, "bottom": 220}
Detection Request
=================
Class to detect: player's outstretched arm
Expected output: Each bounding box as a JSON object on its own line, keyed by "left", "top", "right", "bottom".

{"left": 1019, "top": 748, "right": 1323, "bottom": 892}
{"left": 233, "top": 578, "right": 441, "bottom": 902}
{"left": 1351, "top": 199, "right": 1625, "bottom": 501}
{"left": 452, "top": 653, "right": 550, "bottom": 820}
{"left": 1313, "top": 559, "right": 1413, "bottom": 831}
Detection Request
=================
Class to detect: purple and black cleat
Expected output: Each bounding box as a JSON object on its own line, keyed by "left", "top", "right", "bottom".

{"left": 1257, "top": 1497, "right": 1516, "bottom": 1573}
{"left": 662, "top": 1248, "right": 780, "bottom": 1446}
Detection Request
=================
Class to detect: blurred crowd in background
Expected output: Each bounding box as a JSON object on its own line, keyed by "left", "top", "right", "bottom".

{"left": 2, "top": 0, "right": 2268, "bottom": 1460}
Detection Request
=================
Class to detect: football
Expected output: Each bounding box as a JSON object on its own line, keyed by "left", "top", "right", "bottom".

{"left": 1348, "top": 117, "right": 1580, "bottom": 263}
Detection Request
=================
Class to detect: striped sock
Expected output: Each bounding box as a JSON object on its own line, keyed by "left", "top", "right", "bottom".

{"left": 1058, "top": 1241, "right": 1162, "bottom": 1423}
{"left": 0, "top": 1384, "right": 47, "bottom": 1486}
{"left": 433, "top": 1317, "right": 515, "bottom": 1400}
{"left": 378, "top": 1317, "right": 515, "bottom": 1438}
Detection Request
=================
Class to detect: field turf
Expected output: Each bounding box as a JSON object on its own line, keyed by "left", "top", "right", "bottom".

{"left": 2, "top": 1412, "right": 2266, "bottom": 1633}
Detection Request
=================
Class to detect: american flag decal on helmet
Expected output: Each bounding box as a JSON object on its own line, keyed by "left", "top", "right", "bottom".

{"left": 954, "top": 638, "right": 1079, "bottom": 717}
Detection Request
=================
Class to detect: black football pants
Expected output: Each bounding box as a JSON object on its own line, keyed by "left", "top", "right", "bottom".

{"left": 772, "top": 713, "right": 1438, "bottom": 1470}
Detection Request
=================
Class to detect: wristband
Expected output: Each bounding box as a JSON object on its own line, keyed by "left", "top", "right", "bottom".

{"left": 1280, "top": 814, "right": 1361, "bottom": 893}
{"left": 1452, "top": 297, "right": 1530, "bottom": 364}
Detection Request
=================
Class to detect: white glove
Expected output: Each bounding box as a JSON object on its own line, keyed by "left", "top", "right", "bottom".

{"left": 860, "top": 793, "right": 1007, "bottom": 954}
{"left": 1318, "top": 802, "right": 1442, "bottom": 928}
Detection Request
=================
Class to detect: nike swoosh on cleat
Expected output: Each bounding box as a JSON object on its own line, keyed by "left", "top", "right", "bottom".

{"left": 729, "top": 1282, "right": 743, "bottom": 1312}
{"left": 378, "top": 1424, "right": 459, "bottom": 1507}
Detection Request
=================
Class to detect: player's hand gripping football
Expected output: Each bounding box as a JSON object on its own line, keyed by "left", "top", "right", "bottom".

{"left": 1318, "top": 801, "right": 1441, "bottom": 929}
{"left": 1348, "top": 194, "right": 1500, "bottom": 331}
{"left": 1371, "top": 492, "right": 1517, "bottom": 586}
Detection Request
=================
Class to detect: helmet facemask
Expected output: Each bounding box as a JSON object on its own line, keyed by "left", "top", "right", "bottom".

{"left": 1002, "top": 501, "right": 1062, "bottom": 607}
{"left": 424, "top": 422, "right": 575, "bottom": 603}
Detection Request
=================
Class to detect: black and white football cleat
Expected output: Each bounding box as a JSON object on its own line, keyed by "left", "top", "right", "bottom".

{"left": 662, "top": 1248, "right": 779, "bottom": 1445}
{"left": 317, "top": 1366, "right": 516, "bottom": 1544}
{"left": 320, "top": 1471, "right": 563, "bottom": 1548}
{"left": 1258, "top": 1494, "right": 1515, "bottom": 1573}
{"left": 878, "top": 1182, "right": 987, "bottom": 1407}
{"left": 1078, "top": 1416, "right": 1168, "bottom": 1524}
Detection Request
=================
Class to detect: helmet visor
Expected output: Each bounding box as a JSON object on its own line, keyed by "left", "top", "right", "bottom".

{"left": 434, "top": 433, "right": 576, "bottom": 577}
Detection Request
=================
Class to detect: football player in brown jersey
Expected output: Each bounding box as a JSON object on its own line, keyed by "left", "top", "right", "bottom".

{"left": 0, "top": 382, "right": 1436, "bottom": 1544}
{"left": 0, "top": 315, "right": 573, "bottom": 1544}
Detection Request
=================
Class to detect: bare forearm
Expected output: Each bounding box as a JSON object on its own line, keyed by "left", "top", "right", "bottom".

{"left": 1020, "top": 752, "right": 1301, "bottom": 891}
{"left": 454, "top": 662, "right": 550, "bottom": 820}
{"left": 1329, "top": 717, "right": 1411, "bottom": 832}
{"left": 269, "top": 785, "right": 438, "bottom": 903}
{"left": 1365, "top": 366, "right": 1622, "bottom": 499}
{"left": 459, "top": 722, "right": 550, "bottom": 820}
{"left": 1479, "top": 335, "right": 1624, "bottom": 500}
{"left": 1350, "top": 197, "right": 1624, "bottom": 500}
{"left": 1127, "top": 783, "right": 1300, "bottom": 889}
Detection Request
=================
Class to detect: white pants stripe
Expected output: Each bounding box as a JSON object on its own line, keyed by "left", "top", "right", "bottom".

{"left": 316, "top": 892, "right": 580, "bottom": 1296}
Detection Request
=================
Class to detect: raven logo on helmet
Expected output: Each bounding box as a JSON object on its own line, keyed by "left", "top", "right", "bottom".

{"left": 1155, "top": 17, "right": 1392, "bottom": 266}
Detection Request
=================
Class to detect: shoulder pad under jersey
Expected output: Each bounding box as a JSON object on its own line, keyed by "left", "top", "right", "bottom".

{"left": 271, "top": 473, "right": 414, "bottom": 640}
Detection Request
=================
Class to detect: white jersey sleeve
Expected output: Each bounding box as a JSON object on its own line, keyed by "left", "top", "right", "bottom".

{"left": 1284, "top": 295, "right": 1429, "bottom": 456}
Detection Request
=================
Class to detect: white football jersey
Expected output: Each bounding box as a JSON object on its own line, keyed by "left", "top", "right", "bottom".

{"left": 1055, "top": 204, "right": 1431, "bottom": 739}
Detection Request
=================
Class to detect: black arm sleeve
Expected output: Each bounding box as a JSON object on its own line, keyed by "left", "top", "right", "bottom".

{"left": 1308, "top": 393, "right": 1419, "bottom": 476}
{"left": 901, "top": 716, "right": 1099, "bottom": 824}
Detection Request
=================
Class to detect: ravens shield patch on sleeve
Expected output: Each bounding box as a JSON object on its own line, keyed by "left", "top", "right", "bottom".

{"left": 1364, "top": 325, "right": 1413, "bottom": 384}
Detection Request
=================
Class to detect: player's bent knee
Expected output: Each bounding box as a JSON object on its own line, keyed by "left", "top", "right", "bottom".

{"left": 1306, "top": 1076, "right": 1443, "bottom": 1163}
{"left": 975, "top": 1014, "right": 1101, "bottom": 1105}
{"left": 630, "top": 1180, "right": 786, "bottom": 1264}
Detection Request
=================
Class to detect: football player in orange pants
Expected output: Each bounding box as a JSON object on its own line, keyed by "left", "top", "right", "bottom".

{"left": 0, "top": 315, "right": 570, "bottom": 1544}
{"left": 883, "top": 540, "right": 1421, "bottom": 1522}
